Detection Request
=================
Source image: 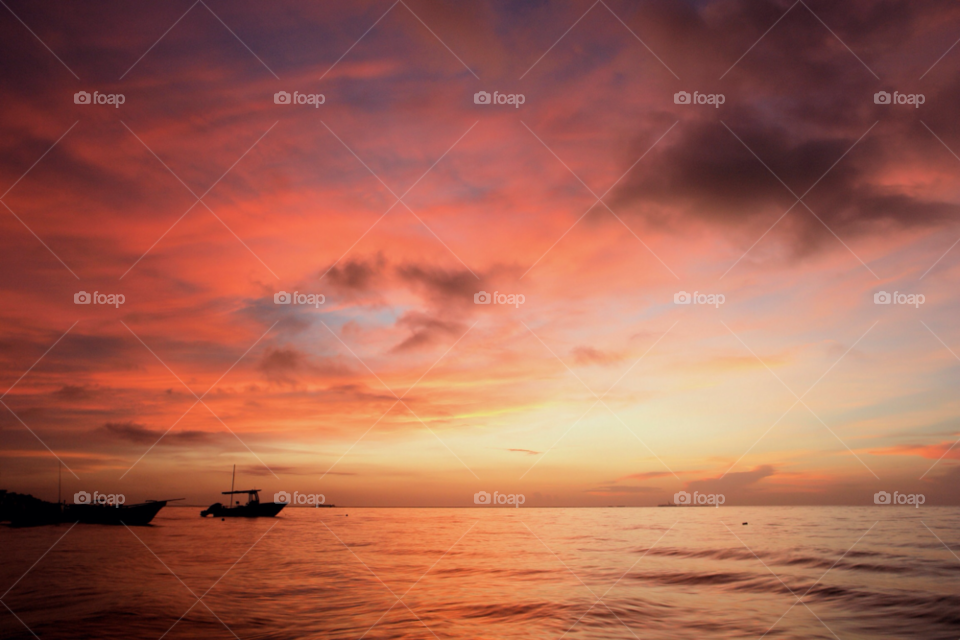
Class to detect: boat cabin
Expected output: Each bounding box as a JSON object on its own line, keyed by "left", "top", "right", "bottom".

{"left": 222, "top": 489, "right": 262, "bottom": 507}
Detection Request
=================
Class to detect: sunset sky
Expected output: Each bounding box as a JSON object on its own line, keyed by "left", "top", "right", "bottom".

{"left": 2, "top": 0, "right": 959, "bottom": 507}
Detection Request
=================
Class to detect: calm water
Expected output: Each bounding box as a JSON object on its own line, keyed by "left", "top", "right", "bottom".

{"left": 2, "top": 507, "right": 959, "bottom": 639}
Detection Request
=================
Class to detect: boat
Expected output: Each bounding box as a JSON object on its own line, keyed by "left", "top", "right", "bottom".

{"left": 0, "top": 491, "right": 177, "bottom": 527}
{"left": 200, "top": 490, "right": 285, "bottom": 518}
{"left": 200, "top": 466, "right": 285, "bottom": 518}
{"left": 63, "top": 499, "right": 178, "bottom": 526}
{"left": 0, "top": 491, "right": 62, "bottom": 527}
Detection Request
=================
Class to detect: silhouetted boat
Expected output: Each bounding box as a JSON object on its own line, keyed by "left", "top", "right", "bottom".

{"left": 0, "top": 491, "right": 62, "bottom": 527}
{"left": 0, "top": 491, "right": 177, "bottom": 527}
{"left": 201, "top": 490, "right": 285, "bottom": 518}
{"left": 64, "top": 499, "right": 177, "bottom": 526}
{"left": 200, "top": 466, "right": 285, "bottom": 518}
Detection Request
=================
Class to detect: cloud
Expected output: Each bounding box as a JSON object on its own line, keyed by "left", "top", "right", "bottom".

{"left": 599, "top": 0, "right": 960, "bottom": 257}
{"left": 617, "top": 470, "right": 679, "bottom": 482}
{"left": 98, "top": 422, "right": 217, "bottom": 446}
{"left": 257, "top": 347, "right": 306, "bottom": 384}
{"left": 613, "top": 119, "right": 958, "bottom": 256}
{"left": 685, "top": 465, "right": 777, "bottom": 495}
{"left": 571, "top": 346, "right": 627, "bottom": 366}
{"left": 323, "top": 254, "right": 387, "bottom": 292}
{"left": 390, "top": 312, "right": 465, "bottom": 353}
{"left": 396, "top": 262, "right": 481, "bottom": 304}
{"left": 871, "top": 442, "right": 960, "bottom": 461}
{"left": 55, "top": 385, "right": 91, "bottom": 400}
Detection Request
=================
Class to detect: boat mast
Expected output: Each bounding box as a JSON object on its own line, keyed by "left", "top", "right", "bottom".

{"left": 231, "top": 464, "right": 236, "bottom": 494}
{"left": 58, "top": 460, "right": 61, "bottom": 506}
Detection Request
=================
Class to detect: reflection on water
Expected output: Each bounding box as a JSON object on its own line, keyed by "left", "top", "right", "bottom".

{"left": 2, "top": 507, "right": 959, "bottom": 639}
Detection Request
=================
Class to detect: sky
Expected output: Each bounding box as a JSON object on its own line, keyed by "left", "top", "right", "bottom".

{"left": 1, "top": 0, "right": 959, "bottom": 507}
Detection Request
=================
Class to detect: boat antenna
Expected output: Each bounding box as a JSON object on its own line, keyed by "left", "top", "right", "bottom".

{"left": 231, "top": 464, "right": 236, "bottom": 494}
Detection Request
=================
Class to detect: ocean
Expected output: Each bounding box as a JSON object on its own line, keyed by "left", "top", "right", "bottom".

{"left": 2, "top": 506, "right": 959, "bottom": 639}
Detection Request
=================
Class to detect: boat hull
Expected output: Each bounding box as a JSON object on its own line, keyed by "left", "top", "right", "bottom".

{"left": 200, "top": 502, "right": 286, "bottom": 518}
{"left": 63, "top": 501, "right": 167, "bottom": 526}
{"left": 1, "top": 492, "right": 169, "bottom": 527}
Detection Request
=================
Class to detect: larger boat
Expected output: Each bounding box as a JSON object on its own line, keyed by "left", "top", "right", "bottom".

{"left": 0, "top": 491, "right": 176, "bottom": 527}
{"left": 200, "top": 466, "right": 285, "bottom": 518}
{"left": 64, "top": 500, "right": 173, "bottom": 526}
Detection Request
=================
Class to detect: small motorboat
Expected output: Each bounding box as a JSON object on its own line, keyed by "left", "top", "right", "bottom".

{"left": 200, "top": 489, "right": 285, "bottom": 518}
{"left": 200, "top": 466, "right": 285, "bottom": 518}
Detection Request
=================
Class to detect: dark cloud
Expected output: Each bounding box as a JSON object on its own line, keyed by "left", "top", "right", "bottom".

{"left": 396, "top": 263, "right": 481, "bottom": 303}
{"left": 601, "top": 0, "right": 960, "bottom": 256}
{"left": 257, "top": 347, "right": 305, "bottom": 384}
{"left": 323, "top": 254, "right": 387, "bottom": 292}
{"left": 613, "top": 117, "right": 959, "bottom": 256}
{"left": 98, "top": 421, "right": 216, "bottom": 446}
{"left": 55, "top": 385, "right": 91, "bottom": 400}
{"left": 391, "top": 312, "right": 465, "bottom": 353}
